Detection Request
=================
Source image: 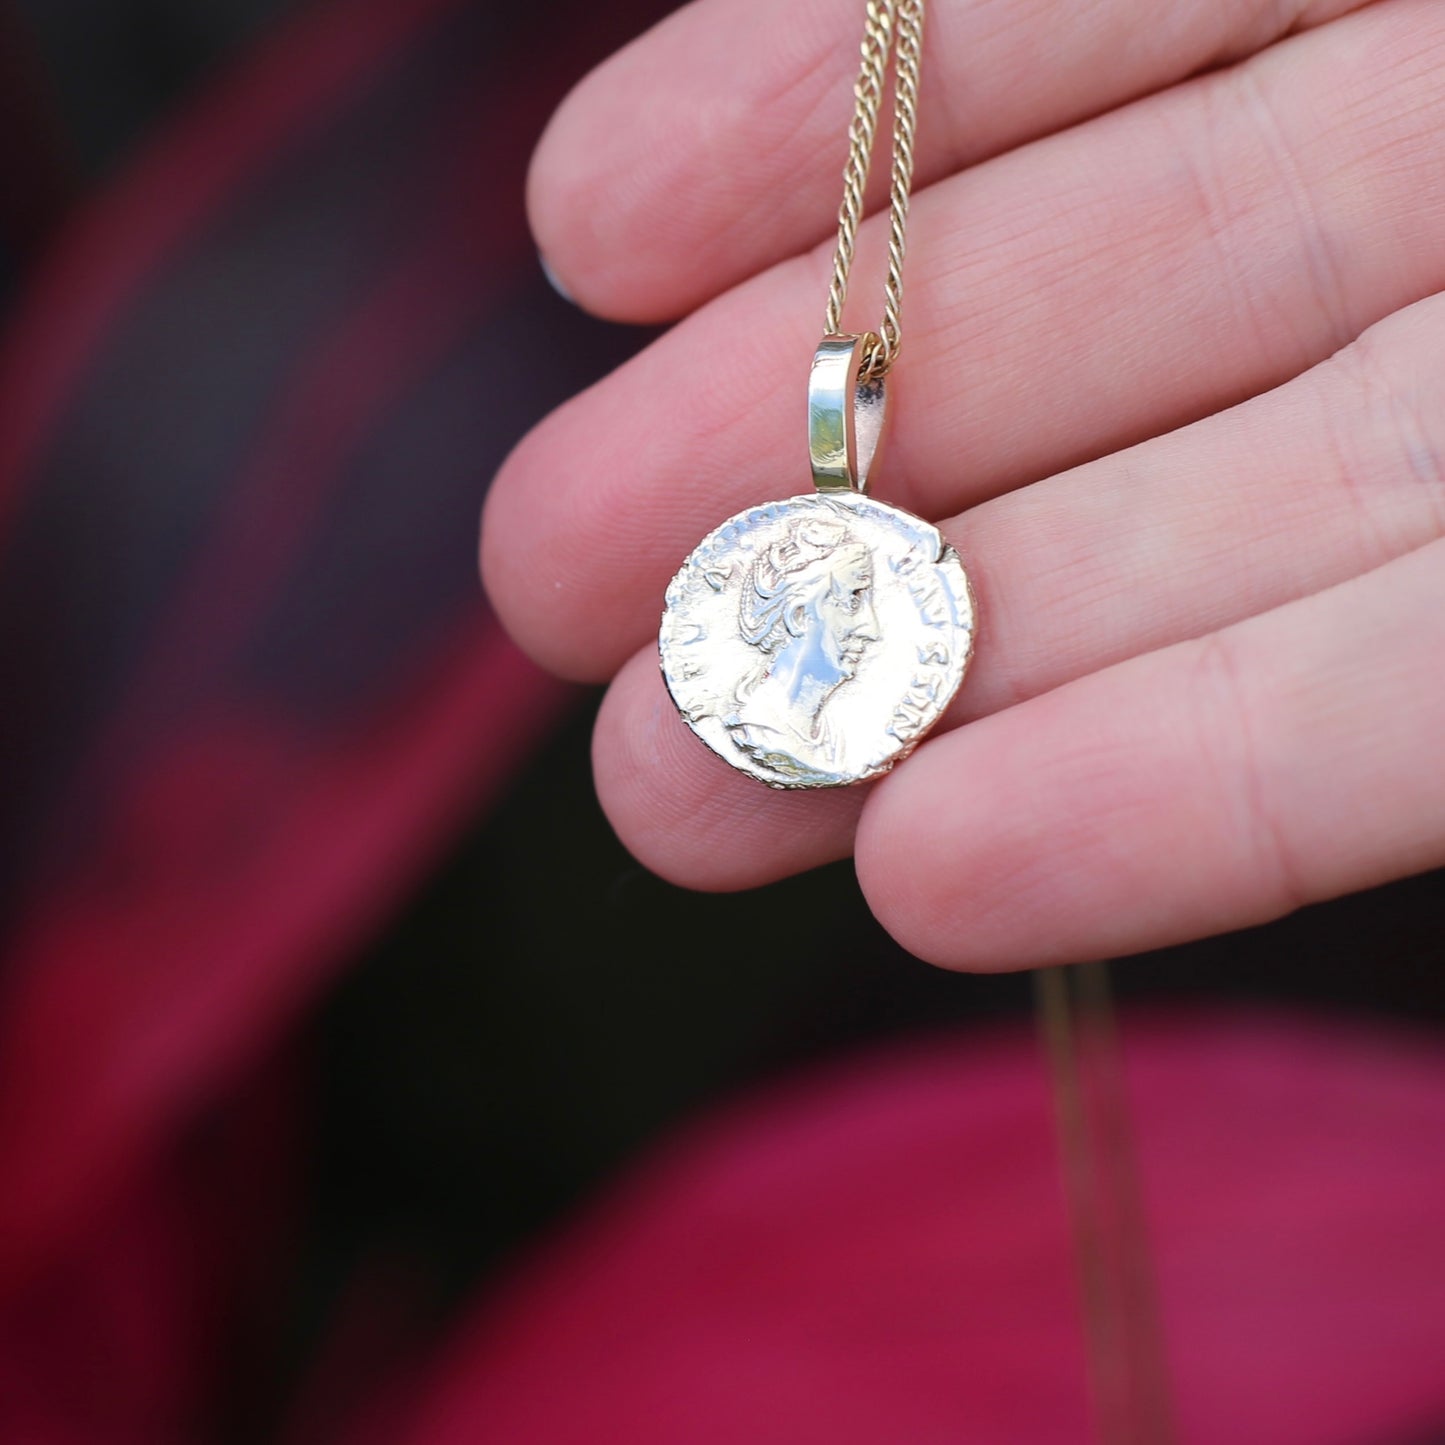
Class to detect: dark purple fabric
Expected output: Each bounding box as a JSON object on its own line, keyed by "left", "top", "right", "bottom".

{"left": 385, "top": 1013, "right": 1445, "bottom": 1445}
{"left": 0, "top": 0, "right": 664, "bottom": 1435}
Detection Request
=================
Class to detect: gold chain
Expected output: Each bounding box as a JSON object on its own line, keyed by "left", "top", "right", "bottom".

{"left": 824, "top": 0, "right": 925, "bottom": 385}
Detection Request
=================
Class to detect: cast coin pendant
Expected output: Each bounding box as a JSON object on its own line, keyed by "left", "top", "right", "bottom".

{"left": 658, "top": 335, "right": 976, "bottom": 789}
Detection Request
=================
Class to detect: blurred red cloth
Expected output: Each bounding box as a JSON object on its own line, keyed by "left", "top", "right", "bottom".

{"left": 387, "top": 1012, "right": 1445, "bottom": 1445}
{"left": 0, "top": 0, "right": 636, "bottom": 1436}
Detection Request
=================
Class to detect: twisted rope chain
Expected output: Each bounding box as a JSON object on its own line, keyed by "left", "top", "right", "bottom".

{"left": 823, "top": 0, "right": 925, "bottom": 384}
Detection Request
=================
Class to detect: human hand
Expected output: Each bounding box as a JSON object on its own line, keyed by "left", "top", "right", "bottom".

{"left": 483, "top": 0, "right": 1445, "bottom": 970}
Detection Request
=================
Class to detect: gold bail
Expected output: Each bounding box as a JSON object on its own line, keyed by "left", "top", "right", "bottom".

{"left": 808, "top": 333, "right": 888, "bottom": 493}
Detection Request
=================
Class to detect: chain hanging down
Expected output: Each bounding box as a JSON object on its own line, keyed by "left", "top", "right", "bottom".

{"left": 658, "top": 0, "right": 974, "bottom": 794}
{"left": 823, "top": 0, "right": 925, "bottom": 385}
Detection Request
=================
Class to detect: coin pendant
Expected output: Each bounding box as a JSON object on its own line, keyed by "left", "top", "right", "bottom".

{"left": 658, "top": 490, "right": 975, "bottom": 789}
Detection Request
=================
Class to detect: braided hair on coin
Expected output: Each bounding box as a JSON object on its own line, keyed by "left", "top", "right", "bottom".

{"left": 737, "top": 515, "right": 871, "bottom": 657}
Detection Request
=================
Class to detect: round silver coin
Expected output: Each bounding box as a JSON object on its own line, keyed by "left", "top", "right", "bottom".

{"left": 659, "top": 491, "right": 976, "bottom": 788}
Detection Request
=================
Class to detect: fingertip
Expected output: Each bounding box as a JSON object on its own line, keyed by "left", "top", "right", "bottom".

{"left": 593, "top": 655, "right": 734, "bottom": 890}
{"left": 481, "top": 422, "right": 618, "bottom": 683}
{"left": 525, "top": 54, "right": 699, "bottom": 324}
{"left": 854, "top": 740, "right": 1000, "bottom": 971}
{"left": 594, "top": 650, "right": 864, "bottom": 891}
{"left": 525, "top": 0, "right": 855, "bottom": 325}
{"left": 525, "top": 103, "right": 616, "bottom": 321}
{"left": 855, "top": 709, "right": 1118, "bottom": 973}
{"left": 856, "top": 654, "right": 1296, "bottom": 972}
{"left": 479, "top": 264, "right": 817, "bottom": 686}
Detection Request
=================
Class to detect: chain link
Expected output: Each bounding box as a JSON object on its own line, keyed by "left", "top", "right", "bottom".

{"left": 823, "top": 0, "right": 925, "bottom": 384}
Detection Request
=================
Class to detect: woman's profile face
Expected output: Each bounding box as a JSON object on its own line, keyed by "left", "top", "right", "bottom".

{"left": 805, "top": 552, "right": 879, "bottom": 685}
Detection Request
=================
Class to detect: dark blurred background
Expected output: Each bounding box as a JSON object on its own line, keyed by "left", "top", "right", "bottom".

{"left": 1, "top": 2, "right": 1442, "bottom": 1441}
{"left": 12, "top": 0, "right": 297, "bottom": 175}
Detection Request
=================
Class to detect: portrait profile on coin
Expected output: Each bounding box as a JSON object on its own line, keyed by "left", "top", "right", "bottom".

{"left": 660, "top": 492, "right": 976, "bottom": 789}
{"left": 727, "top": 516, "right": 879, "bottom": 779}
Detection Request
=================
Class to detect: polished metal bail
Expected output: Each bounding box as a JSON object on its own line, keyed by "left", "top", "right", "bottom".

{"left": 808, "top": 333, "right": 888, "bottom": 493}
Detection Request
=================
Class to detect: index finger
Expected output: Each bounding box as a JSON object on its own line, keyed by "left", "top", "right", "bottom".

{"left": 530, "top": 0, "right": 1369, "bottom": 320}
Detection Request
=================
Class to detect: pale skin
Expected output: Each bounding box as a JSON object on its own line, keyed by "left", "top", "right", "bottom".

{"left": 482, "top": 0, "right": 1445, "bottom": 971}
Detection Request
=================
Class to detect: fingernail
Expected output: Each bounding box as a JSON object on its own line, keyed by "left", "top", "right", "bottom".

{"left": 539, "top": 252, "right": 573, "bottom": 304}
